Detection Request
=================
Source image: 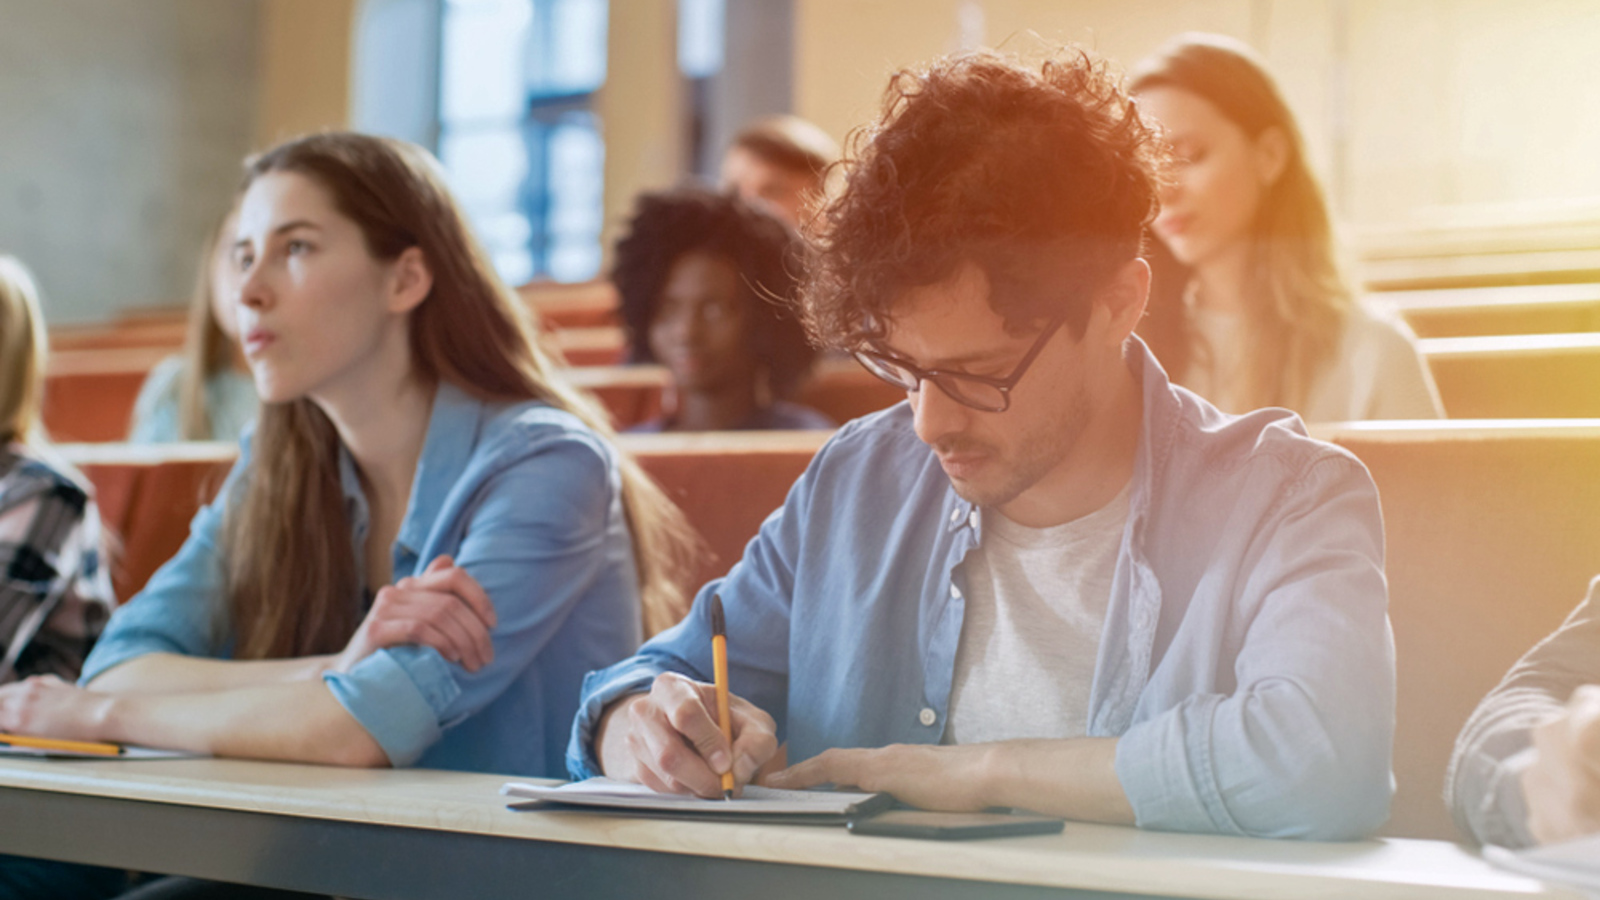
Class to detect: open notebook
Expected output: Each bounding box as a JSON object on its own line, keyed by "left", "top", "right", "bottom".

{"left": 502, "top": 777, "right": 894, "bottom": 824}
{"left": 1485, "top": 836, "right": 1600, "bottom": 899}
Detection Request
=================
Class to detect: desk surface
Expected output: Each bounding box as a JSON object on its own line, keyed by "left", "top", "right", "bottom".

{"left": 0, "top": 757, "right": 1582, "bottom": 900}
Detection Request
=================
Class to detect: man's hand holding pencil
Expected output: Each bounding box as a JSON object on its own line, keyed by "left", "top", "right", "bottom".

{"left": 594, "top": 669, "right": 778, "bottom": 799}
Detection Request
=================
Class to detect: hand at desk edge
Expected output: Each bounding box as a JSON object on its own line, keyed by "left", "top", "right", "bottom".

{"left": 766, "top": 738, "right": 1135, "bottom": 824}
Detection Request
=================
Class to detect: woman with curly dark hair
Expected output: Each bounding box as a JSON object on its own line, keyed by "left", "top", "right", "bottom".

{"left": 613, "top": 186, "right": 832, "bottom": 432}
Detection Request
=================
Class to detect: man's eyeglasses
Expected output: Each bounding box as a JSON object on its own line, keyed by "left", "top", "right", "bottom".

{"left": 852, "top": 316, "right": 1067, "bottom": 413}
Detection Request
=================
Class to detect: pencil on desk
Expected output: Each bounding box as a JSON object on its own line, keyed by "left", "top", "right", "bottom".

{"left": 0, "top": 733, "right": 124, "bottom": 756}
{"left": 710, "top": 593, "right": 735, "bottom": 800}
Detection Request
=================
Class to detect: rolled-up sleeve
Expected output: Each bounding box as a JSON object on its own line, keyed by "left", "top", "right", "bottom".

{"left": 1116, "top": 455, "right": 1396, "bottom": 840}
{"left": 323, "top": 646, "right": 452, "bottom": 766}
{"left": 1447, "top": 579, "right": 1600, "bottom": 847}
{"left": 324, "top": 428, "right": 625, "bottom": 767}
{"left": 79, "top": 455, "right": 246, "bottom": 685}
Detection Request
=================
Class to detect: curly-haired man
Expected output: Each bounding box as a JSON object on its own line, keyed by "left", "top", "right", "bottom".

{"left": 569, "top": 47, "right": 1395, "bottom": 840}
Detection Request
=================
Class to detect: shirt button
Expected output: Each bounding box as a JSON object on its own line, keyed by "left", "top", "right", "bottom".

{"left": 950, "top": 584, "right": 962, "bottom": 600}
{"left": 968, "top": 510, "right": 980, "bottom": 529}
{"left": 948, "top": 507, "right": 962, "bottom": 524}
{"left": 919, "top": 707, "right": 937, "bottom": 727}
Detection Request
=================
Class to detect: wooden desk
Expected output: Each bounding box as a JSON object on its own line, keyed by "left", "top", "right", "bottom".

{"left": 0, "top": 758, "right": 1579, "bottom": 900}
{"left": 1381, "top": 284, "right": 1600, "bottom": 338}
{"left": 1420, "top": 333, "right": 1600, "bottom": 418}
{"left": 518, "top": 278, "right": 619, "bottom": 330}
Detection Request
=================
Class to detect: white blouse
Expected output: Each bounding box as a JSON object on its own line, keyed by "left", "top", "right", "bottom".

{"left": 1183, "top": 298, "right": 1445, "bottom": 423}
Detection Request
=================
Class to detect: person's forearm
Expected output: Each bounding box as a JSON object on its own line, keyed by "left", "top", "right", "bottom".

{"left": 85, "top": 653, "right": 336, "bottom": 695}
{"left": 983, "top": 738, "right": 1136, "bottom": 825}
{"left": 95, "top": 680, "right": 388, "bottom": 767}
{"left": 594, "top": 693, "right": 645, "bottom": 777}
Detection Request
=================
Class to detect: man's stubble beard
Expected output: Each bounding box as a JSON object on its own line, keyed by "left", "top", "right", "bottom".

{"left": 943, "top": 381, "right": 1093, "bottom": 510}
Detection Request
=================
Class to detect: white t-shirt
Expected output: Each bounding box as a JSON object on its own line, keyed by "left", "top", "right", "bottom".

{"left": 944, "top": 482, "right": 1131, "bottom": 745}
{"left": 1184, "top": 299, "right": 1445, "bottom": 422}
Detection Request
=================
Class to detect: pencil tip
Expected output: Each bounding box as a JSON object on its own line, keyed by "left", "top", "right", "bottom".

{"left": 724, "top": 789, "right": 734, "bottom": 801}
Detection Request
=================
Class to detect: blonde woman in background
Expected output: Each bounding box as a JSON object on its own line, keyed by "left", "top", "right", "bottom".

{"left": 0, "top": 256, "right": 122, "bottom": 900}
{"left": 0, "top": 256, "right": 114, "bottom": 684}
{"left": 1132, "top": 33, "right": 1443, "bottom": 422}
{"left": 127, "top": 207, "right": 258, "bottom": 443}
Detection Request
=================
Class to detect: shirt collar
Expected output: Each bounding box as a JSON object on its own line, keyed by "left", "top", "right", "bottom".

{"left": 1127, "top": 334, "right": 1182, "bottom": 527}
{"left": 398, "top": 381, "right": 485, "bottom": 555}
{"left": 336, "top": 380, "right": 487, "bottom": 560}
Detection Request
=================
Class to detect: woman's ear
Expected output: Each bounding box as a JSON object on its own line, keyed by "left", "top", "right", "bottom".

{"left": 1254, "top": 126, "right": 1290, "bottom": 187}
{"left": 388, "top": 246, "right": 433, "bottom": 314}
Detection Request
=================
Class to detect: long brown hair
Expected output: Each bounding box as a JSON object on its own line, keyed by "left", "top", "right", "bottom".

{"left": 1132, "top": 33, "right": 1352, "bottom": 410}
{"left": 169, "top": 207, "right": 243, "bottom": 441}
{"left": 224, "top": 132, "right": 697, "bottom": 659}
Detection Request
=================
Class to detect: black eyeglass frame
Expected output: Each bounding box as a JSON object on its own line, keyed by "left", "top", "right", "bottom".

{"left": 851, "top": 315, "right": 1069, "bottom": 413}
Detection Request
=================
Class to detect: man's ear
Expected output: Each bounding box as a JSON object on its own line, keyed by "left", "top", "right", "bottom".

{"left": 1254, "top": 126, "right": 1290, "bottom": 187}
{"left": 1097, "top": 257, "right": 1151, "bottom": 347}
{"left": 388, "top": 246, "right": 433, "bottom": 314}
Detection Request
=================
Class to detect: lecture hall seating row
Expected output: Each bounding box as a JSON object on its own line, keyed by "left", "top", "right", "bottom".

{"left": 56, "top": 418, "right": 1600, "bottom": 842}
{"left": 49, "top": 306, "right": 189, "bottom": 352}
{"left": 42, "top": 329, "right": 1600, "bottom": 443}
{"left": 1380, "top": 282, "right": 1600, "bottom": 338}
{"left": 52, "top": 261, "right": 1600, "bottom": 353}
{"left": 41, "top": 355, "right": 904, "bottom": 443}
{"left": 42, "top": 280, "right": 619, "bottom": 354}
{"left": 1355, "top": 214, "right": 1600, "bottom": 292}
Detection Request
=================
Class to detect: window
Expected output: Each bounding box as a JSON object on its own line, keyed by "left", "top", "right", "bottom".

{"left": 678, "top": 0, "right": 725, "bottom": 176}
{"left": 437, "top": 0, "right": 608, "bottom": 284}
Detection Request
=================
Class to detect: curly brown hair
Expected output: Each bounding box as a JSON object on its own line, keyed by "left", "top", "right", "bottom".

{"left": 802, "top": 47, "right": 1161, "bottom": 348}
{"left": 612, "top": 186, "right": 816, "bottom": 398}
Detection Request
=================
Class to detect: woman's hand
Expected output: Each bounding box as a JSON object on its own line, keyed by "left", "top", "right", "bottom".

{"left": 331, "top": 555, "right": 498, "bottom": 674}
{"left": 0, "top": 675, "right": 113, "bottom": 741}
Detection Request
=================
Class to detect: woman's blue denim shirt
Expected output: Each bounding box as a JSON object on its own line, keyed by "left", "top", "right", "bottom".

{"left": 83, "top": 381, "right": 642, "bottom": 778}
{"left": 570, "top": 338, "right": 1396, "bottom": 840}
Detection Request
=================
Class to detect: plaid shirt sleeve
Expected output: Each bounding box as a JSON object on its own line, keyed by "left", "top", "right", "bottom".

{"left": 0, "top": 453, "right": 115, "bottom": 683}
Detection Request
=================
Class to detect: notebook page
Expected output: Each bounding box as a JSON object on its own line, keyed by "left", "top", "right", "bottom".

{"left": 1484, "top": 835, "right": 1600, "bottom": 897}
{"left": 502, "top": 776, "right": 884, "bottom": 816}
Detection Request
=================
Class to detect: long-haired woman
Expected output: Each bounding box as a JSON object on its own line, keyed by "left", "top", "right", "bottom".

{"left": 127, "top": 206, "right": 258, "bottom": 443}
{"left": 1132, "top": 33, "right": 1443, "bottom": 421}
{"left": 0, "top": 133, "right": 696, "bottom": 779}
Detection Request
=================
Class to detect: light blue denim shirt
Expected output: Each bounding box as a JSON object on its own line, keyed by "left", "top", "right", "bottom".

{"left": 570, "top": 338, "right": 1396, "bottom": 840}
{"left": 84, "top": 381, "right": 642, "bottom": 777}
{"left": 127, "top": 355, "right": 259, "bottom": 444}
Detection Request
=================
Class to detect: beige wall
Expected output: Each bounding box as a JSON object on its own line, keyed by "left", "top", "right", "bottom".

{"left": 1345, "top": 0, "right": 1600, "bottom": 229}
{"left": 257, "top": 0, "right": 357, "bottom": 148}
{"left": 794, "top": 0, "right": 1600, "bottom": 232}
{"left": 0, "top": 0, "right": 260, "bottom": 323}
{"left": 597, "top": 0, "right": 685, "bottom": 269}
{"left": 245, "top": 0, "right": 1600, "bottom": 265}
{"left": 794, "top": 1, "right": 1271, "bottom": 166}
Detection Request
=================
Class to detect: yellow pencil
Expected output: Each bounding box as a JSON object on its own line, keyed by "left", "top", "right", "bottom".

{"left": 710, "top": 593, "right": 735, "bottom": 800}
{"left": 0, "top": 733, "right": 123, "bottom": 756}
